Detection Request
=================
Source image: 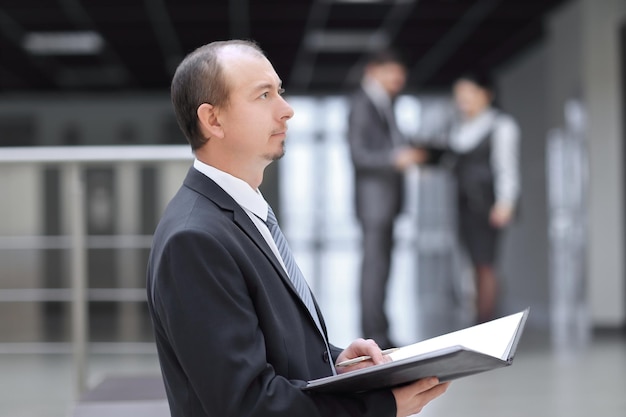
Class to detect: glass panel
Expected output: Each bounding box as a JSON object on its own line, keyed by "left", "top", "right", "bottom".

{"left": 279, "top": 94, "right": 462, "bottom": 345}
{"left": 320, "top": 96, "right": 348, "bottom": 138}
{"left": 279, "top": 133, "right": 316, "bottom": 242}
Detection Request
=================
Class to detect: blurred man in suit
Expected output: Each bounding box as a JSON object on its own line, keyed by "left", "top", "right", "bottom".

{"left": 146, "top": 39, "right": 448, "bottom": 417}
{"left": 347, "top": 49, "right": 426, "bottom": 349}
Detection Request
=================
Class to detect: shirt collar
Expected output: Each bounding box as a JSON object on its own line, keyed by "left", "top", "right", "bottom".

{"left": 193, "top": 159, "right": 269, "bottom": 221}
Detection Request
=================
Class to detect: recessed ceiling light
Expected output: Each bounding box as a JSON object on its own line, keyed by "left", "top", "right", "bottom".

{"left": 333, "top": 0, "right": 387, "bottom": 3}
{"left": 22, "top": 31, "right": 104, "bottom": 55}
{"left": 305, "top": 30, "right": 389, "bottom": 52}
{"left": 329, "top": 0, "right": 415, "bottom": 3}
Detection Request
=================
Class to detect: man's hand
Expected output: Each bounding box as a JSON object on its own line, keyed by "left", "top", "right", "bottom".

{"left": 392, "top": 377, "right": 451, "bottom": 417}
{"left": 335, "top": 338, "right": 392, "bottom": 374}
{"left": 394, "top": 147, "right": 428, "bottom": 171}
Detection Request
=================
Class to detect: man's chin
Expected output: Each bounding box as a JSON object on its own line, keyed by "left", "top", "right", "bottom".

{"left": 268, "top": 150, "right": 285, "bottom": 161}
{"left": 265, "top": 142, "right": 285, "bottom": 161}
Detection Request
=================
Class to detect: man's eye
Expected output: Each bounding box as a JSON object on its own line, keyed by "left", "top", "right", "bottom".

{"left": 278, "top": 88, "right": 285, "bottom": 95}
{"left": 260, "top": 92, "right": 269, "bottom": 99}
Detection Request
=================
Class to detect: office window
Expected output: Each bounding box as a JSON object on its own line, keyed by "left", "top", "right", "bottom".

{"left": 279, "top": 95, "right": 430, "bottom": 346}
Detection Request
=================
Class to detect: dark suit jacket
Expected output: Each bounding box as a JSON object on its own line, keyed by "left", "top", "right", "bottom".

{"left": 347, "top": 87, "right": 404, "bottom": 224}
{"left": 146, "top": 167, "right": 396, "bottom": 417}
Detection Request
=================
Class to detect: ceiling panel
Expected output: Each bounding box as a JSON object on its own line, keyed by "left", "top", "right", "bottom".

{"left": 0, "top": 0, "right": 570, "bottom": 94}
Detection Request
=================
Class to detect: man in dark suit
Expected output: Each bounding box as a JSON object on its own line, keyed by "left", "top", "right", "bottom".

{"left": 146, "top": 39, "right": 448, "bottom": 417}
{"left": 347, "top": 50, "right": 426, "bottom": 349}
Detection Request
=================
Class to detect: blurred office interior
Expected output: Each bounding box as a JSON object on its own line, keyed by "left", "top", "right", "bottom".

{"left": 0, "top": 0, "right": 625, "bottom": 416}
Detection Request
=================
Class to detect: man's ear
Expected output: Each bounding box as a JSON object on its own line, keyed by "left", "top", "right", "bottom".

{"left": 197, "top": 103, "right": 224, "bottom": 139}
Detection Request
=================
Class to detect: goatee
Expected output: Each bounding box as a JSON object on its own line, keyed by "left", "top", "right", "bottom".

{"left": 265, "top": 142, "right": 285, "bottom": 161}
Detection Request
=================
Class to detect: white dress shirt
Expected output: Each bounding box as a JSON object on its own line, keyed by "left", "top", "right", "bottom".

{"left": 362, "top": 76, "right": 392, "bottom": 116}
{"left": 362, "top": 76, "right": 404, "bottom": 145}
{"left": 192, "top": 159, "right": 287, "bottom": 273}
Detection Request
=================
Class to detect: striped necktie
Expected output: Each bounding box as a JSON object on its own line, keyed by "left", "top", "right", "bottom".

{"left": 265, "top": 206, "right": 323, "bottom": 331}
{"left": 265, "top": 205, "right": 336, "bottom": 374}
{"left": 383, "top": 103, "right": 405, "bottom": 146}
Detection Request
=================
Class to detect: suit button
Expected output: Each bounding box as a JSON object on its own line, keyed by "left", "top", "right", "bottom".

{"left": 322, "top": 350, "right": 330, "bottom": 363}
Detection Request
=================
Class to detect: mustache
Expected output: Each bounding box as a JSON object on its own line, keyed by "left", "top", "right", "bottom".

{"left": 271, "top": 126, "right": 288, "bottom": 135}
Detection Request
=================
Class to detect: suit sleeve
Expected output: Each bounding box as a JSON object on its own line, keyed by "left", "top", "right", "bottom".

{"left": 151, "top": 228, "right": 396, "bottom": 417}
{"left": 490, "top": 114, "right": 521, "bottom": 206}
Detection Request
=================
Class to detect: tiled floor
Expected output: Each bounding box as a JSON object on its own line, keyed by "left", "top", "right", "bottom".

{"left": 1, "top": 325, "right": 625, "bottom": 417}
{"left": 0, "top": 350, "right": 160, "bottom": 417}
{"left": 419, "top": 332, "right": 626, "bottom": 417}
{"left": 1, "top": 230, "right": 624, "bottom": 417}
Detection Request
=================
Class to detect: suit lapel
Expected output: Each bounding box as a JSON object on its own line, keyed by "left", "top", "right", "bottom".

{"left": 182, "top": 167, "right": 329, "bottom": 337}
{"left": 182, "top": 168, "right": 288, "bottom": 282}
{"left": 362, "top": 88, "right": 390, "bottom": 132}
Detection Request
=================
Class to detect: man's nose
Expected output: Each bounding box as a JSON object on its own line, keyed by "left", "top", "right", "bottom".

{"left": 279, "top": 96, "right": 294, "bottom": 120}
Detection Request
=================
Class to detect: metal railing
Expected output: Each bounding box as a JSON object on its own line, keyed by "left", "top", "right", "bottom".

{"left": 0, "top": 145, "right": 193, "bottom": 397}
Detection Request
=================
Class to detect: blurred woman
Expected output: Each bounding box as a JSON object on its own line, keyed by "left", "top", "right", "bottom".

{"left": 448, "top": 74, "right": 521, "bottom": 323}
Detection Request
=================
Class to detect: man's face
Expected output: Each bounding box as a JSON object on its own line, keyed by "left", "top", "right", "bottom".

{"left": 216, "top": 51, "right": 294, "bottom": 165}
{"left": 368, "top": 62, "right": 407, "bottom": 97}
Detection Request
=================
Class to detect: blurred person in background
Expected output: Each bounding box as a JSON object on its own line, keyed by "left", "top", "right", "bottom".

{"left": 424, "top": 74, "right": 521, "bottom": 324}
{"left": 146, "top": 39, "right": 449, "bottom": 417}
{"left": 347, "top": 49, "right": 427, "bottom": 349}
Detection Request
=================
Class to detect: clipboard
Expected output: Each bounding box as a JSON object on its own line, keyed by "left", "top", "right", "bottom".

{"left": 304, "top": 309, "right": 529, "bottom": 393}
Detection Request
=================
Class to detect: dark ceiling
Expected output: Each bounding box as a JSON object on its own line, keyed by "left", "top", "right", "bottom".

{"left": 0, "top": 0, "right": 569, "bottom": 95}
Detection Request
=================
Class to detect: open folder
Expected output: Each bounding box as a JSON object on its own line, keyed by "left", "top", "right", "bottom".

{"left": 304, "top": 308, "right": 529, "bottom": 393}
